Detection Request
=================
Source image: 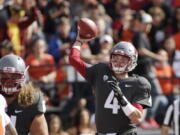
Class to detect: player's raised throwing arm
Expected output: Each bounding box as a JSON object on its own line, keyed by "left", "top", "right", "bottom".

{"left": 69, "top": 40, "right": 87, "bottom": 78}
{"left": 69, "top": 29, "right": 95, "bottom": 78}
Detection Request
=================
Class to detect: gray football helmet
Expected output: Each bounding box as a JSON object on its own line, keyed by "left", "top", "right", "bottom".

{"left": 110, "top": 41, "right": 138, "bottom": 74}
{"left": 0, "top": 54, "right": 27, "bottom": 94}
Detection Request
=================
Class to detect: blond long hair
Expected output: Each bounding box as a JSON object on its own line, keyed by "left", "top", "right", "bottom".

{"left": 18, "top": 82, "right": 40, "bottom": 107}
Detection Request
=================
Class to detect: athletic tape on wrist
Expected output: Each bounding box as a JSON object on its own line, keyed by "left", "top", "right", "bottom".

{"left": 72, "top": 45, "right": 81, "bottom": 50}
{"left": 121, "top": 96, "right": 135, "bottom": 116}
{"left": 75, "top": 40, "right": 83, "bottom": 45}
{"left": 73, "top": 40, "right": 82, "bottom": 50}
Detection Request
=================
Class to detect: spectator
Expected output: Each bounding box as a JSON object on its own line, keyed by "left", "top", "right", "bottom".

{"left": 149, "top": 7, "right": 167, "bottom": 53}
{"left": 163, "top": 36, "right": 180, "bottom": 79}
{"left": 26, "top": 38, "right": 56, "bottom": 94}
{"left": 54, "top": 53, "right": 73, "bottom": 107}
{"left": 132, "top": 12, "right": 164, "bottom": 96}
{"left": 171, "top": 0, "right": 180, "bottom": 7}
{"left": 131, "top": 12, "right": 165, "bottom": 129}
{"left": 0, "top": 0, "right": 9, "bottom": 27}
{"left": 36, "top": 0, "right": 48, "bottom": 14}
{"left": 129, "top": 0, "right": 150, "bottom": 11}
{"left": 0, "top": 4, "right": 39, "bottom": 56}
{"left": 43, "top": 0, "right": 70, "bottom": 36}
{"left": 84, "top": 3, "right": 113, "bottom": 55}
{"left": 171, "top": 6, "right": 180, "bottom": 34}
{"left": 0, "top": 39, "right": 14, "bottom": 57}
{"left": 112, "top": 0, "right": 133, "bottom": 43}
{"left": 81, "top": 34, "right": 113, "bottom": 64}
{"left": 154, "top": 49, "right": 177, "bottom": 104}
{"left": 142, "top": 0, "right": 172, "bottom": 25}
{"left": 67, "top": 109, "right": 95, "bottom": 135}
{"left": 172, "top": 31, "right": 180, "bottom": 51}
{"left": 87, "top": 3, "right": 112, "bottom": 36}
{"left": 163, "top": 37, "right": 180, "bottom": 102}
{"left": 48, "top": 114, "right": 69, "bottom": 135}
{"left": 70, "top": 0, "right": 97, "bottom": 19}
{"left": 48, "top": 17, "right": 76, "bottom": 63}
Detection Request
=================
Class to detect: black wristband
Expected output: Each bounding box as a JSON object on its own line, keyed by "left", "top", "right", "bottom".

{"left": 114, "top": 94, "right": 128, "bottom": 106}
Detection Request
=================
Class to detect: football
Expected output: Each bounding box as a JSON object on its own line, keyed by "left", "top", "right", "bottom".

{"left": 78, "top": 18, "right": 98, "bottom": 39}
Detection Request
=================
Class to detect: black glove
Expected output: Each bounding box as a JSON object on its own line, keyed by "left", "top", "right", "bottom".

{"left": 107, "top": 77, "right": 123, "bottom": 96}
{"left": 107, "top": 77, "right": 128, "bottom": 106}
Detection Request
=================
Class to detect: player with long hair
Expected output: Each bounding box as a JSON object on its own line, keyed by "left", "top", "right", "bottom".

{"left": 0, "top": 54, "right": 48, "bottom": 135}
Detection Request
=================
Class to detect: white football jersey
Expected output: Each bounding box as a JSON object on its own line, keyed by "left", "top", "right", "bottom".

{"left": 0, "top": 94, "right": 10, "bottom": 135}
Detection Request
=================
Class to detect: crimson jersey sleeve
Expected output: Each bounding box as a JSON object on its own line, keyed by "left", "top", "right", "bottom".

{"left": 69, "top": 47, "right": 88, "bottom": 78}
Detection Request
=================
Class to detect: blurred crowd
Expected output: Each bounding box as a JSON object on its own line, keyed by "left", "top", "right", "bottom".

{"left": 0, "top": 0, "right": 180, "bottom": 134}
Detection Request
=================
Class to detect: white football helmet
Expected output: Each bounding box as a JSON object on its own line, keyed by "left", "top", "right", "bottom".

{"left": 0, "top": 54, "right": 28, "bottom": 94}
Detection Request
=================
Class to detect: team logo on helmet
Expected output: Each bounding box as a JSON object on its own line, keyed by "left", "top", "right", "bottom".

{"left": 103, "top": 75, "right": 109, "bottom": 82}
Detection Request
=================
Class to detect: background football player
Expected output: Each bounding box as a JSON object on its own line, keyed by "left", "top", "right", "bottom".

{"left": 68, "top": 30, "right": 152, "bottom": 134}
{"left": 0, "top": 54, "right": 48, "bottom": 135}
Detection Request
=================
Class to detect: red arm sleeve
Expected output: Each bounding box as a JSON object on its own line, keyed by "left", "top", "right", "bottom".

{"left": 69, "top": 48, "right": 87, "bottom": 78}
{"left": 132, "top": 103, "right": 143, "bottom": 113}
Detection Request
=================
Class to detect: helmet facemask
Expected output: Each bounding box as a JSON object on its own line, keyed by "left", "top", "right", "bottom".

{"left": 0, "top": 67, "right": 28, "bottom": 95}
{"left": 110, "top": 53, "right": 131, "bottom": 74}
{"left": 0, "top": 54, "right": 29, "bottom": 95}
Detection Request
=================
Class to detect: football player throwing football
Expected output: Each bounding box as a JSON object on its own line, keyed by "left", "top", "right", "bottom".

{"left": 69, "top": 30, "right": 152, "bottom": 135}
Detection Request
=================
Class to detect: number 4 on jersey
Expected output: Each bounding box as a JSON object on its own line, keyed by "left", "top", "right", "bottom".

{"left": 104, "top": 91, "right": 120, "bottom": 114}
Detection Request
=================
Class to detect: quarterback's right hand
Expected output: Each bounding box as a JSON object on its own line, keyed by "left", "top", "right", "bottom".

{"left": 76, "top": 27, "right": 95, "bottom": 44}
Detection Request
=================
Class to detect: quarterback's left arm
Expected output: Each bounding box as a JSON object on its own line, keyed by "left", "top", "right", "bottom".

{"left": 116, "top": 94, "right": 144, "bottom": 124}
{"left": 124, "top": 77, "right": 152, "bottom": 124}
{"left": 29, "top": 114, "right": 48, "bottom": 135}
{"left": 128, "top": 104, "right": 143, "bottom": 124}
